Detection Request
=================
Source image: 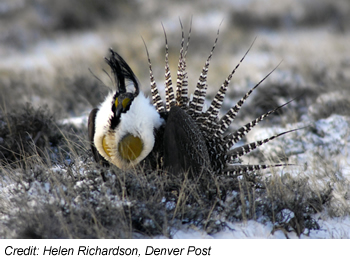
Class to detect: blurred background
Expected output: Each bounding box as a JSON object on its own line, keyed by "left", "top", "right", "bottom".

{"left": 1, "top": 0, "right": 350, "bottom": 121}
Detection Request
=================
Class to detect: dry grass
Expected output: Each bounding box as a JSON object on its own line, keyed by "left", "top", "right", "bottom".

{"left": 0, "top": 104, "right": 337, "bottom": 238}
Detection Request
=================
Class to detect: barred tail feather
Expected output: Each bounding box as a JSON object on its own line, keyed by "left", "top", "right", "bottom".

{"left": 224, "top": 98, "right": 296, "bottom": 149}
{"left": 162, "top": 24, "right": 176, "bottom": 111}
{"left": 216, "top": 63, "right": 281, "bottom": 136}
{"left": 179, "top": 17, "right": 192, "bottom": 108}
{"left": 227, "top": 129, "right": 299, "bottom": 161}
{"left": 175, "top": 19, "right": 187, "bottom": 108}
{"left": 224, "top": 163, "right": 293, "bottom": 176}
{"left": 183, "top": 16, "right": 192, "bottom": 59}
{"left": 142, "top": 38, "right": 165, "bottom": 113}
{"left": 203, "top": 39, "right": 256, "bottom": 131}
{"left": 189, "top": 26, "right": 221, "bottom": 116}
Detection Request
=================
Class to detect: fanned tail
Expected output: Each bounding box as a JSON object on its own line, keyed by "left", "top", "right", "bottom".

{"left": 141, "top": 21, "right": 296, "bottom": 177}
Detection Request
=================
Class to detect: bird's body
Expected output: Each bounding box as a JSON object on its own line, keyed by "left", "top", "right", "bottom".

{"left": 88, "top": 22, "right": 292, "bottom": 177}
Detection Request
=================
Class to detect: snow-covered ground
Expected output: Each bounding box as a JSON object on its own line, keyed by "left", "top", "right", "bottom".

{"left": 173, "top": 216, "right": 350, "bottom": 239}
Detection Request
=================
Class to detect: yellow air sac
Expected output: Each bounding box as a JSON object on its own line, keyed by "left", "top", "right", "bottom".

{"left": 118, "top": 135, "right": 143, "bottom": 161}
{"left": 102, "top": 136, "right": 112, "bottom": 158}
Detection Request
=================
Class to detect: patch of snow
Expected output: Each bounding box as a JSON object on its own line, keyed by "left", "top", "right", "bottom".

{"left": 170, "top": 215, "right": 350, "bottom": 239}
{"left": 60, "top": 115, "right": 87, "bottom": 127}
{"left": 247, "top": 114, "right": 350, "bottom": 173}
{"left": 172, "top": 228, "right": 214, "bottom": 239}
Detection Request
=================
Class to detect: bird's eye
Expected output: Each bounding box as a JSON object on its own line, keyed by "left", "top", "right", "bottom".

{"left": 122, "top": 97, "right": 131, "bottom": 109}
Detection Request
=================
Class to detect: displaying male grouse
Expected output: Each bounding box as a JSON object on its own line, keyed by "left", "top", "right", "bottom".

{"left": 88, "top": 23, "right": 293, "bottom": 177}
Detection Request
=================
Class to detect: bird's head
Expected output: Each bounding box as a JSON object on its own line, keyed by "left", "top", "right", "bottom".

{"left": 89, "top": 49, "right": 164, "bottom": 170}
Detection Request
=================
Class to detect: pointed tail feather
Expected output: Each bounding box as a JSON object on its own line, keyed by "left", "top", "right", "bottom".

{"left": 142, "top": 38, "right": 165, "bottom": 113}
{"left": 227, "top": 128, "right": 299, "bottom": 161}
{"left": 179, "top": 17, "right": 192, "bottom": 109}
{"left": 202, "top": 38, "right": 256, "bottom": 130}
{"left": 216, "top": 62, "right": 281, "bottom": 136}
{"left": 189, "top": 26, "right": 221, "bottom": 116}
{"left": 224, "top": 98, "right": 296, "bottom": 149}
{"left": 224, "top": 163, "right": 294, "bottom": 176}
{"left": 162, "top": 24, "right": 176, "bottom": 111}
{"left": 183, "top": 16, "right": 192, "bottom": 59}
{"left": 175, "top": 18, "right": 189, "bottom": 108}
